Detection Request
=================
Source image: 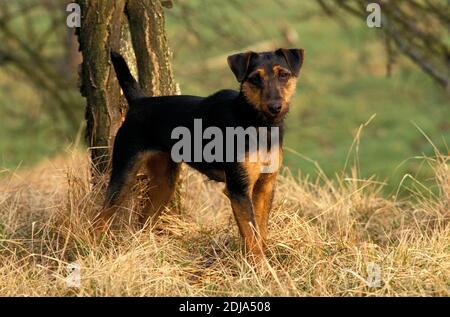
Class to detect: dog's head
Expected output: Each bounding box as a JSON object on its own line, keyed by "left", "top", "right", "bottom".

{"left": 227, "top": 48, "right": 304, "bottom": 121}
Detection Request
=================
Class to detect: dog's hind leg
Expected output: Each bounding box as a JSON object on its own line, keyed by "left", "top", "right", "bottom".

{"left": 139, "top": 152, "right": 180, "bottom": 228}
{"left": 93, "top": 138, "right": 145, "bottom": 234}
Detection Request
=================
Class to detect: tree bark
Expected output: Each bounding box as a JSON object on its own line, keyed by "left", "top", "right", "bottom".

{"left": 126, "top": 0, "right": 177, "bottom": 96}
{"left": 77, "top": 0, "right": 177, "bottom": 177}
{"left": 77, "top": 0, "right": 127, "bottom": 175}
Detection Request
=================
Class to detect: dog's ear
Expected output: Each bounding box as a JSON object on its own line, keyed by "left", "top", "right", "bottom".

{"left": 227, "top": 51, "right": 254, "bottom": 83}
{"left": 276, "top": 48, "right": 304, "bottom": 77}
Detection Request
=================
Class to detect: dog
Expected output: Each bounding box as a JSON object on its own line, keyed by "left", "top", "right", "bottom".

{"left": 95, "top": 48, "right": 304, "bottom": 260}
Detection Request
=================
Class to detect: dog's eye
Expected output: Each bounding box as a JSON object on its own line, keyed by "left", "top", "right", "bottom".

{"left": 279, "top": 71, "right": 290, "bottom": 81}
{"left": 248, "top": 74, "right": 262, "bottom": 85}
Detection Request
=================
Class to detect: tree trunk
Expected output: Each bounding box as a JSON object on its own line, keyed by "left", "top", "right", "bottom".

{"left": 77, "top": 0, "right": 177, "bottom": 177}
{"left": 126, "top": 0, "right": 177, "bottom": 96}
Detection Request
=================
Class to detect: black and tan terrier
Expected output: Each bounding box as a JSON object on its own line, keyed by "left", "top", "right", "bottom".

{"left": 95, "top": 48, "right": 305, "bottom": 260}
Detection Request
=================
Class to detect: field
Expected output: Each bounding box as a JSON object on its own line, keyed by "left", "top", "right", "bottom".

{"left": 0, "top": 150, "right": 448, "bottom": 296}
{"left": 0, "top": 1, "right": 449, "bottom": 296}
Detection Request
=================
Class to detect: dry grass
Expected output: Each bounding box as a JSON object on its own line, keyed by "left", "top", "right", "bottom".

{"left": 0, "top": 148, "right": 449, "bottom": 296}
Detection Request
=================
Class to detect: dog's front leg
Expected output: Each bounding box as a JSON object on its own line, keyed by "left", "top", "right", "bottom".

{"left": 229, "top": 193, "right": 265, "bottom": 260}
{"left": 225, "top": 172, "right": 264, "bottom": 260}
{"left": 252, "top": 172, "right": 277, "bottom": 249}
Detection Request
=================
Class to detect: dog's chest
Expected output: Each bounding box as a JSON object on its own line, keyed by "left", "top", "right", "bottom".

{"left": 201, "top": 169, "right": 226, "bottom": 182}
{"left": 188, "top": 164, "right": 226, "bottom": 182}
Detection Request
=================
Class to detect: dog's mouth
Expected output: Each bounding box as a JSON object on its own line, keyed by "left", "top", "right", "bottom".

{"left": 263, "top": 111, "right": 286, "bottom": 124}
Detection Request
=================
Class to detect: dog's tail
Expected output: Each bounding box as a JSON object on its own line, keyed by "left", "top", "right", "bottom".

{"left": 110, "top": 50, "right": 144, "bottom": 103}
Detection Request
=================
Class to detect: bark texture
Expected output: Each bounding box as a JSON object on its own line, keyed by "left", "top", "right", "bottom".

{"left": 77, "top": 0, "right": 177, "bottom": 175}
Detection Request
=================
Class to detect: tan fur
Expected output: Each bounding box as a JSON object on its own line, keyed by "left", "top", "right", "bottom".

{"left": 273, "top": 65, "right": 298, "bottom": 107}
{"left": 140, "top": 152, "right": 180, "bottom": 226}
{"left": 252, "top": 172, "right": 277, "bottom": 244}
{"left": 229, "top": 196, "right": 262, "bottom": 257}
{"left": 242, "top": 66, "right": 297, "bottom": 114}
{"left": 256, "top": 68, "right": 266, "bottom": 78}
{"left": 272, "top": 65, "right": 284, "bottom": 73}
{"left": 242, "top": 161, "right": 261, "bottom": 194}
{"left": 94, "top": 152, "right": 180, "bottom": 233}
{"left": 235, "top": 148, "right": 283, "bottom": 250}
{"left": 282, "top": 77, "right": 297, "bottom": 105}
{"left": 242, "top": 81, "right": 263, "bottom": 111}
{"left": 241, "top": 68, "right": 267, "bottom": 112}
{"left": 243, "top": 147, "right": 283, "bottom": 189}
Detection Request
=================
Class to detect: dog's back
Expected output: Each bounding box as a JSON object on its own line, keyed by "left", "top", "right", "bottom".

{"left": 99, "top": 49, "right": 304, "bottom": 263}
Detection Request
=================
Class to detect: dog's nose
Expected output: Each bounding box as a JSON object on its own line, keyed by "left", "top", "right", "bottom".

{"left": 268, "top": 103, "right": 282, "bottom": 114}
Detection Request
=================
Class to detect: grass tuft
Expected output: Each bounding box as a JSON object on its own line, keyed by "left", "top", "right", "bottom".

{"left": 0, "top": 149, "right": 449, "bottom": 296}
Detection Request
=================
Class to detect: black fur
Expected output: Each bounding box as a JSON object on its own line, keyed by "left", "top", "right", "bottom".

{"left": 106, "top": 89, "right": 280, "bottom": 203}
{"left": 105, "top": 49, "right": 303, "bottom": 221}
{"left": 110, "top": 51, "right": 144, "bottom": 103}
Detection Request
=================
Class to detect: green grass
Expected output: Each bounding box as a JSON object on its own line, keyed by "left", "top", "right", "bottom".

{"left": 167, "top": 2, "right": 450, "bottom": 193}
{"left": 0, "top": 1, "right": 449, "bottom": 194}
{"left": 0, "top": 3, "right": 80, "bottom": 168}
{"left": 0, "top": 74, "right": 66, "bottom": 168}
